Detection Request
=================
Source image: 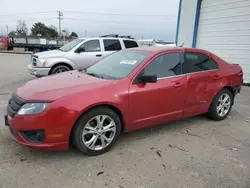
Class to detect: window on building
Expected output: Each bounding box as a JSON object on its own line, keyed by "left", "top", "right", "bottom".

{"left": 80, "top": 40, "right": 100, "bottom": 52}
{"left": 143, "top": 53, "right": 181, "bottom": 78}
{"left": 182, "top": 52, "right": 218, "bottom": 74}
{"left": 123, "top": 40, "right": 139, "bottom": 48}
{"left": 103, "top": 39, "right": 122, "bottom": 51}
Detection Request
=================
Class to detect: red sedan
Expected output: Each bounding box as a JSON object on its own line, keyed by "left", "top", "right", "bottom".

{"left": 5, "top": 47, "right": 243, "bottom": 156}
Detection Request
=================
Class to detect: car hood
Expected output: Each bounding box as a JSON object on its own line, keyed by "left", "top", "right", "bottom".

{"left": 16, "top": 71, "right": 113, "bottom": 101}
{"left": 35, "top": 50, "right": 66, "bottom": 58}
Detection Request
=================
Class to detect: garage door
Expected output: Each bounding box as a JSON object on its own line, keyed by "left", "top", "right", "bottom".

{"left": 196, "top": 0, "right": 250, "bottom": 83}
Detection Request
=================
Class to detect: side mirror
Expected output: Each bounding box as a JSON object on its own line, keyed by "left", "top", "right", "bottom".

{"left": 140, "top": 74, "right": 157, "bottom": 83}
{"left": 75, "top": 46, "right": 85, "bottom": 53}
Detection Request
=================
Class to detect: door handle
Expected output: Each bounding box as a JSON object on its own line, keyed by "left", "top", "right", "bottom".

{"left": 173, "top": 82, "right": 181, "bottom": 88}
{"left": 96, "top": 54, "right": 102, "bottom": 57}
{"left": 213, "top": 75, "right": 221, "bottom": 80}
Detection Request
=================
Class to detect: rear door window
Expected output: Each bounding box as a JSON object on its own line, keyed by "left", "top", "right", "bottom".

{"left": 103, "top": 39, "right": 122, "bottom": 51}
{"left": 123, "top": 40, "right": 138, "bottom": 48}
{"left": 182, "top": 52, "right": 218, "bottom": 74}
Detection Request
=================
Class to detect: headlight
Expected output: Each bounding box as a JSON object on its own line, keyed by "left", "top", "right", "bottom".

{"left": 17, "top": 103, "right": 50, "bottom": 115}
{"left": 38, "top": 59, "right": 48, "bottom": 66}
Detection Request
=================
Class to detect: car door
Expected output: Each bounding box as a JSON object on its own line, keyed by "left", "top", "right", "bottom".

{"left": 129, "top": 52, "right": 187, "bottom": 129}
{"left": 101, "top": 39, "right": 122, "bottom": 58}
{"left": 182, "top": 51, "right": 220, "bottom": 117}
{"left": 70, "top": 39, "right": 103, "bottom": 69}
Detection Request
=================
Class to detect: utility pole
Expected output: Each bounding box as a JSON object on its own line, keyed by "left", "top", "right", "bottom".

{"left": 85, "top": 30, "right": 87, "bottom": 37}
{"left": 57, "top": 11, "right": 63, "bottom": 36}
{"left": 62, "top": 30, "right": 66, "bottom": 44}
{"left": 6, "top": 25, "right": 8, "bottom": 35}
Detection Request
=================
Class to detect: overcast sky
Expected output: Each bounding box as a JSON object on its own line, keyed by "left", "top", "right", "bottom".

{"left": 0, "top": 0, "right": 179, "bottom": 41}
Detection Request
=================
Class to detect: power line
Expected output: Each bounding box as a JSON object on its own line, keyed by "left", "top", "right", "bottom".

{"left": 63, "top": 11, "right": 176, "bottom": 18}
{"left": 0, "top": 10, "right": 176, "bottom": 18}
{"left": 63, "top": 17, "right": 176, "bottom": 24}
{"left": 1, "top": 18, "right": 56, "bottom": 24}
{"left": 0, "top": 11, "right": 56, "bottom": 17}
{"left": 1, "top": 15, "right": 173, "bottom": 27}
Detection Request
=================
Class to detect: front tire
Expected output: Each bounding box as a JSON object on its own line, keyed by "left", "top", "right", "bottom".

{"left": 207, "top": 88, "right": 233, "bottom": 121}
{"left": 72, "top": 107, "right": 121, "bottom": 156}
{"left": 50, "top": 65, "right": 71, "bottom": 75}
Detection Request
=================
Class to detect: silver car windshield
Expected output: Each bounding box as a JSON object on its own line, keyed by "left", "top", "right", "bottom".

{"left": 86, "top": 51, "right": 151, "bottom": 80}
{"left": 59, "top": 39, "right": 84, "bottom": 52}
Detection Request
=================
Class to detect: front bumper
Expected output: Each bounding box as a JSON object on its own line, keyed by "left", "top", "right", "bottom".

{"left": 4, "top": 114, "right": 69, "bottom": 151}
{"left": 28, "top": 64, "right": 51, "bottom": 77}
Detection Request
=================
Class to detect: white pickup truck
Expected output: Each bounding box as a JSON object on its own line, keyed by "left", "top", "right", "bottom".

{"left": 28, "top": 35, "right": 139, "bottom": 77}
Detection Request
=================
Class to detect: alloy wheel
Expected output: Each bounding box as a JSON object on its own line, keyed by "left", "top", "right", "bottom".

{"left": 216, "top": 93, "right": 231, "bottom": 117}
{"left": 82, "top": 115, "right": 116, "bottom": 151}
{"left": 56, "top": 69, "right": 67, "bottom": 73}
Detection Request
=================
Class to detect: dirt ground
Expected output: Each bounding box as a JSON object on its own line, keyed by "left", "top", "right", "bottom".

{"left": 0, "top": 53, "right": 250, "bottom": 188}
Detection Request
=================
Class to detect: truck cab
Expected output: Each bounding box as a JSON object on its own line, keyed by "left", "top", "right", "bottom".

{"left": 28, "top": 35, "right": 139, "bottom": 77}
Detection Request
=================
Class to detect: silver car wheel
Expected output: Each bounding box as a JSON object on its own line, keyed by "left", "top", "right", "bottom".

{"left": 56, "top": 69, "right": 66, "bottom": 73}
{"left": 216, "top": 93, "right": 231, "bottom": 117}
{"left": 82, "top": 115, "right": 116, "bottom": 151}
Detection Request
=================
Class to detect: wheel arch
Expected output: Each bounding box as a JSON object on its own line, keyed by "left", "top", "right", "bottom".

{"left": 210, "top": 85, "right": 235, "bottom": 108}
{"left": 49, "top": 63, "right": 74, "bottom": 75}
{"left": 223, "top": 86, "right": 235, "bottom": 105}
{"left": 69, "top": 104, "right": 126, "bottom": 143}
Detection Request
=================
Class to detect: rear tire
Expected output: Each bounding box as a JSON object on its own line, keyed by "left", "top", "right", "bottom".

{"left": 50, "top": 65, "right": 71, "bottom": 75}
{"left": 72, "top": 107, "right": 121, "bottom": 156}
{"left": 207, "top": 88, "right": 233, "bottom": 121}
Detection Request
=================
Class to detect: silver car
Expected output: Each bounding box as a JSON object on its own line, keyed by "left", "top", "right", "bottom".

{"left": 28, "top": 36, "right": 139, "bottom": 77}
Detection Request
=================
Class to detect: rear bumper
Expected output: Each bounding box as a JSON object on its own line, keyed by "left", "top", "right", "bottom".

{"left": 28, "top": 64, "right": 51, "bottom": 77}
{"left": 233, "top": 84, "right": 241, "bottom": 94}
{"left": 231, "top": 84, "right": 242, "bottom": 105}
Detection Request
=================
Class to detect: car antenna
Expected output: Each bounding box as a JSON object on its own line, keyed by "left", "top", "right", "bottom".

{"left": 179, "top": 37, "right": 188, "bottom": 47}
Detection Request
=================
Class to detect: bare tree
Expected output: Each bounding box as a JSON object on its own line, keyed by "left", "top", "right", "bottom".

{"left": 16, "top": 20, "right": 28, "bottom": 36}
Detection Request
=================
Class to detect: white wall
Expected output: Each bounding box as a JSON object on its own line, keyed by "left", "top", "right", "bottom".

{"left": 177, "top": 0, "right": 198, "bottom": 47}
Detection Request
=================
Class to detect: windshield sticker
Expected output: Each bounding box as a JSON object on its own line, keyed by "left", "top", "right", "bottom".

{"left": 120, "top": 60, "right": 137, "bottom": 65}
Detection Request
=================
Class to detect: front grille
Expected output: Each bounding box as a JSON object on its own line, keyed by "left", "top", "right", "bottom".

{"left": 7, "top": 93, "right": 26, "bottom": 118}
{"left": 31, "top": 55, "right": 38, "bottom": 66}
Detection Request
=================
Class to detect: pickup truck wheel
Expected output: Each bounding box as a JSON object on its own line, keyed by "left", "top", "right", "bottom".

{"left": 50, "top": 65, "right": 71, "bottom": 74}
{"left": 72, "top": 107, "right": 121, "bottom": 156}
{"left": 207, "top": 89, "right": 233, "bottom": 121}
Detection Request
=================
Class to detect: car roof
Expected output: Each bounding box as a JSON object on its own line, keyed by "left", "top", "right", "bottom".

{"left": 126, "top": 46, "right": 209, "bottom": 54}
{"left": 79, "top": 37, "right": 136, "bottom": 41}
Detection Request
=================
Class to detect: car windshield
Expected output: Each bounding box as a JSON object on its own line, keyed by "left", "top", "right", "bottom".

{"left": 86, "top": 51, "right": 151, "bottom": 79}
{"left": 59, "top": 39, "right": 84, "bottom": 52}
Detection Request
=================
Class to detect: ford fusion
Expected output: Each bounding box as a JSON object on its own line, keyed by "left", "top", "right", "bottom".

{"left": 5, "top": 47, "right": 243, "bottom": 156}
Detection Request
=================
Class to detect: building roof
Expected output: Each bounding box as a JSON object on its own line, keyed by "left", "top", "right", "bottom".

{"left": 138, "top": 39, "right": 156, "bottom": 42}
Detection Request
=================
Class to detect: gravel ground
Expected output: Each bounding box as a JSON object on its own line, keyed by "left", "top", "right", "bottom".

{"left": 0, "top": 53, "right": 250, "bottom": 188}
